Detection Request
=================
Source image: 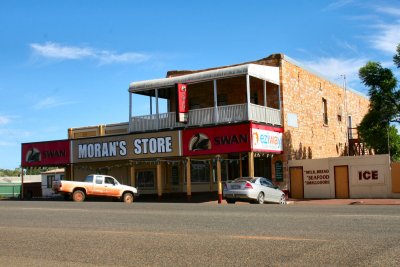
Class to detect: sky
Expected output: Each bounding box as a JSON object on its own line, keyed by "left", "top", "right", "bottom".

{"left": 0, "top": 0, "right": 399, "bottom": 169}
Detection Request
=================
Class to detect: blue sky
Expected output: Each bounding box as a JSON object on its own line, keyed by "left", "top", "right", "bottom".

{"left": 0, "top": 0, "right": 399, "bottom": 169}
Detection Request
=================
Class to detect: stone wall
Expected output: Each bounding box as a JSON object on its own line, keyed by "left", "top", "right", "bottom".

{"left": 280, "top": 58, "right": 369, "bottom": 161}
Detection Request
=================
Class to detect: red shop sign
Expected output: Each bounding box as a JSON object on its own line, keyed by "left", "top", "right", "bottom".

{"left": 21, "top": 140, "right": 71, "bottom": 167}
{"left": 182, "top": 124, "right": 251, "bottom": 156}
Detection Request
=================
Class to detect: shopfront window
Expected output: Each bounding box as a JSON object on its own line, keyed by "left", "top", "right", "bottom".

{"left": 171, "top": 165, "right": 180, "bottom": 185}
{"left": 136, "top": 170, "right": 155, "bottom": 188}
{"left": 191, "top": 162, "right": 210, "bottom": 183}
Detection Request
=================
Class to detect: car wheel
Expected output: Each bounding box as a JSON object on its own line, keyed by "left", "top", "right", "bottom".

{"left": 226, "top": 198, "right": 236, "bottom": 204}
{"left": 72, "top": 190, "right": 85, "bottom": 202}
{"left": 279, "top": 194, "right": 287, "bottom": 205}
{"left": 257, "top": 192, "right": 264, "bottom": 204}
{"left": 123, "top": 192, "right": 134, "bottom": 203}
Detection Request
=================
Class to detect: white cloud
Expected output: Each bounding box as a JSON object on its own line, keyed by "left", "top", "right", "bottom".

{"left": 324, "top": 0, "right": 355, "bottom": 11}
{"left": 30, "top": 42, "right": 150, "bottom": 64}
{"left": 30, "top": 42, "right": 94, "bottom": 59}
{"left": 0, "top": 141, "right": 14, "bottom": 147}
{"left": 0, "top": 116, "right": 10, "bottom": 125}
{"left": 375, "top": 7, "right": 400, "bottom": 17}
{"left": 302, "top": 57, "right": 367, "bottom": 84}
{"left": 97, "top": 51, "right": 150, "bottom": 64}
{"left": 369, "top": 22, "right": 400, "bottom": 54}
{"left": 33, "top": 97, "right": 77, "bottom": 110}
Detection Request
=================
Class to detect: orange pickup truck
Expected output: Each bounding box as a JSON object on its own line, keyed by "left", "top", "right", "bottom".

{"left": 52, "top": 174, "right": 139, "bottom": 203}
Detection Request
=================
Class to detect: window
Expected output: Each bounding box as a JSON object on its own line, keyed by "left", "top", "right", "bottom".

{"left": 137, "top": 170, "right": 155, "bottom": 188}
{"left": 46, "top": 175, "right": 55, "bottom": 188}
{"left": 105, "top": 177, "right": 115, "bottom": 185}
{"left": 322, "top": 98, "right": 328, "bottom": 125}
{"left": 84, "top": 175, "right": 94, "bottom": 182}
{"left": 171, "top": 166, "right": 179, "bottom": 186}
{"left": 191, "top": 162, "right": 210, "bottom": 183}
{"left": 95, "top": 176, "right": 103, "bottom": 184}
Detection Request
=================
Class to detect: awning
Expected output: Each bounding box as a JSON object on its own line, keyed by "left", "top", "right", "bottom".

{"left": 129, "top": 64, "right": 280, "bottom": 92}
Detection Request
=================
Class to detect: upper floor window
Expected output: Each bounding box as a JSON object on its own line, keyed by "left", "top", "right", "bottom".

{"left": 322, "top": 98, "right": 328, "bottom": 125}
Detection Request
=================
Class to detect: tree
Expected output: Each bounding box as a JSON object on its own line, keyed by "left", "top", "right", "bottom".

{"left": 358, "top": 43, "right": 400, "bottom": 160}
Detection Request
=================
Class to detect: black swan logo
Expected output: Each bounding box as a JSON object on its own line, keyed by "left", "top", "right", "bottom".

{"left": 189, "top": 133, "right": 211, "bottom": 151}
{"left": 26, "top": 148, "right": 41, "bottom": 163}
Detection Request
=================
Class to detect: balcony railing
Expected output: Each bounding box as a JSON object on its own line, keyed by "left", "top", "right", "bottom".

{"left": 129, "top": 103, "right": 281, "bottom": 132}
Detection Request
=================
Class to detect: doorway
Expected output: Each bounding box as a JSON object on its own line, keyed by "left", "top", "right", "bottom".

{"left": 290, "top": 167, "right": 304, "bottom": 199}
{"left": 334, "top": 165, "right": 349, "bottom": 198}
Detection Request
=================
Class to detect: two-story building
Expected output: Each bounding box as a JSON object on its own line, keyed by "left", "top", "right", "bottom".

{"left": 64, "top": 53, "right": 369, "bottom": 201}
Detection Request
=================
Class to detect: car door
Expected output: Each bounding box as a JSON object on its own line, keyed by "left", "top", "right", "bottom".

{"left": 265, "top": 179, "right": 281, "bottom": 202}
{"left": 260, "top": 178, "right": 274, "bottom": 202}
{"left": 104, "top": 176, "right": 120, "bottom": 197}
{"left": 91, "top": 175, "right": 106, "bottom": 196}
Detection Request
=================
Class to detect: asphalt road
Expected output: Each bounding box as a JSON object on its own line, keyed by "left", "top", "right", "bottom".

{"left": 0, "top": 201, "right": 399, "bottom": 266}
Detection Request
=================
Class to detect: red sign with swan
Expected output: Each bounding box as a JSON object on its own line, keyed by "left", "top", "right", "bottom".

{"left": 182, "top": 124, "right": 251, "bottom": 156}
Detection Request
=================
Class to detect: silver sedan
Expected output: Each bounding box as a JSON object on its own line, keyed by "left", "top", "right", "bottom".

{"left": 223, "top": 177, "right": 287, "bottom": 204}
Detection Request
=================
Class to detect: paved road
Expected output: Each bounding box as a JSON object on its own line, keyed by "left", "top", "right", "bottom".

{"left": 0, "top": 201, "right": 399, "bottom": 266}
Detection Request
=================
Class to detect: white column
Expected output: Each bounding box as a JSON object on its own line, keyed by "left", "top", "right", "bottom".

{"left": 246, "top": 75, "right": 251, "bottom": 120}
{"left": 129, "top": 92, "right": 132, "bottom": 132}
{"left": 156, "top": 89, "right": 159, "bottom": 130}
{"left": 213, "top": 79, "right": 218, "bottom": 123}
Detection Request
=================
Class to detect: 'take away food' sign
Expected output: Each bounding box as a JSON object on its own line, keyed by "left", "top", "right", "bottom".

{"left": 73, "top": 131, "right": 181, "bottom": 163}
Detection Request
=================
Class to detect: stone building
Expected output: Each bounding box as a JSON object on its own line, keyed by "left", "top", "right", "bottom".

{"left": 22, "top": 53, "right": 370, "bottom": 200}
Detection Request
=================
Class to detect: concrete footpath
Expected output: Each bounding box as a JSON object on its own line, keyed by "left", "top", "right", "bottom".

{"left": 287, "top": 198, "right": 400, "bottom": 205}
{"left": 200, "top": 197, "right": 400, "bottom": 205}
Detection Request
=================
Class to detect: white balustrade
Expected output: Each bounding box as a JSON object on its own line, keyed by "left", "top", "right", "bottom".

{"left": 129, "top": 104, "right": 281, "bottom": 132}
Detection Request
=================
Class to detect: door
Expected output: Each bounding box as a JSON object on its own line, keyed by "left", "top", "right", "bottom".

{"left": 290, "top": 167, "right": 304, "bottom": 199}
{"left": 91, "top": 175, "right": 106, "bottom": 195}
{"left": 104, "top": 176, "right": 120, "bottom": 197}
{"left": 334, "top": 166, "right": 349, "bottom": 198}
{"left": 259, "top": 178, "right": 273, "bottom": 202}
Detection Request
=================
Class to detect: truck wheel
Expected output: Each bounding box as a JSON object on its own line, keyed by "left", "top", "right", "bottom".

{"left": 72, "top": 190, "right": 85, "bottom": 202}
{"left": 122, "top": 192, "right": 134, "bottom": 203}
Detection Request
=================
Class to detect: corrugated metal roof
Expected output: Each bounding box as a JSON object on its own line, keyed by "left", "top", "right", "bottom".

{"left": 129, "top": 64, "right": 279, "bottom": 92}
